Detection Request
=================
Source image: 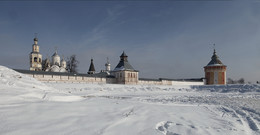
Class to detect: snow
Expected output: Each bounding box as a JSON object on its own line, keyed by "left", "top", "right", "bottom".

{"left": 0, "top": 65, "right": 259, "bottom": 135}
{"left": 113, "top": 66, "right": 125, "bottom": 71}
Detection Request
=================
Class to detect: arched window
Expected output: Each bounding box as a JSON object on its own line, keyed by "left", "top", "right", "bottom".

{"left": 34, "top": 57, "right": 37, "bottom": 62}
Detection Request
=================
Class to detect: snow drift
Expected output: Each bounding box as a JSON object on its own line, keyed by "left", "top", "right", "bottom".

{"left": 0, "top": 65, "right": 259, "bottom": 135}
{"left": 0, "top": 65, "right": 83, "bottom": 103}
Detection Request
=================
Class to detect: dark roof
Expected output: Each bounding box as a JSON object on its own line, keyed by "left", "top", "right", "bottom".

{"left": 159, "top": 78, "right": 204, "bottom": 82}
{"left": 88, "top": 59, "right": 95, "bottom": 72}
{"left": 139, "top": 78, "right": 161, "bottom": 82}
{"left": 120, "top": 51, "right": 128, "bottom": 57}
{"left": 14, "top": 69, "right": 112, "bottom": 78}
{"left": 114, "top": 52, "right": 137, "bottom": 71}
{"left": 140, "top": 78, "right": 203, "bottom": 82}
{"left": 114, "top": 61, "right": 135, "bottom": 71}
{"left": 206, "top": 49, "right": 225, "bottom": 66}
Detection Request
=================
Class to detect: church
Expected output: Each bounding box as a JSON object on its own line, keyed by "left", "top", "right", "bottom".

{"left": 24, "top": 35, "right": 226, "bottom": 85}
{"left": 29, "top": 36, "right": 67, "bottom": 72}
{"left": 28, "top": 35, "right": 141, "bottom": 85}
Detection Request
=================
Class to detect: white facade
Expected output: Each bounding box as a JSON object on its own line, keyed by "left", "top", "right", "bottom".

{"left": 105, "top": 58, "right": 111, "bottom": 71}
{"left": 61, "top": 59, "right": 66, "bottom": 68}
{"left": 52, "top": 51, "right": 61, "bottom": 66}
{"left": 30, "top": 37, "right": 42, "bottom": 71}
{"left": 44, "top": 51, "right": 67, "bottom": 72}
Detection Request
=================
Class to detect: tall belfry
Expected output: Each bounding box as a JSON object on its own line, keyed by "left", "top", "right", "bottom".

{"left": 204, "top": 48, "right": 227, "bottom": 85}
{"left": 29, "top": 34, "right": 42, "bottom": 71}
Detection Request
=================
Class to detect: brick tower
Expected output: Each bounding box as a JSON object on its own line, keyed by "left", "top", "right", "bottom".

{"left": 204, "top": 49, "right": 227, "bottom": 85}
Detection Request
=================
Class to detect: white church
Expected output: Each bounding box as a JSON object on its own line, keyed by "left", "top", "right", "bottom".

{"left": 30, "top": 36, "right": 67, "bottom": 72}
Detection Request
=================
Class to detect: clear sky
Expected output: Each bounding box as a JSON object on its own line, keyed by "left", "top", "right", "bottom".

{"left": 0, "top": 0, "right": 260, "bottom": 82}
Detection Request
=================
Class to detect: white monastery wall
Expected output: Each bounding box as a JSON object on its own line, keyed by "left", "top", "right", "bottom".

{"left": 138, "top": 80, "right": 162, "bottom": 85}
{"left": 26, "top": 73, "right": 109, "bottom": 84}
{"left": 23, "top": 73, "right": 203, "bottom": 86}
{"left": 171, "top": 81, "right": 203, "bottom": 86}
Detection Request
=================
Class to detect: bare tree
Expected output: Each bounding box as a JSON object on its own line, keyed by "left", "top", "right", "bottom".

{"left": 41, "top": 58, "right": 47, "bottom": 71}
{"left": 237, "top": 78, "right": 245, "bottom": 84}
{"left": 227, "top": 78, "right": 235, "bottom": 84}
{"left": 42, "top": 58, "right": 50, "bottom": 71}
{"left": 67, "top": 55, "right": 79, "bottom": 73}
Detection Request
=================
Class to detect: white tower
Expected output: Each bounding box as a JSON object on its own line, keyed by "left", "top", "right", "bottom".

{"left": 30, "top": 34, "right": 42, "bottom": 71}
{"left": 105, "top": 57, "right": 111, "bottom": 71}
{"left": 52, "top": 50, "right": 60, "bottom": 66}
{"left": 61, "top": 56, "right": 66, "bottom": 68}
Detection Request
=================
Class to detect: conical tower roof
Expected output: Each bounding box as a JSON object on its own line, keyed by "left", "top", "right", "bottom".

{"left": 88, "top": 59, "right": 95, "bottom": 74}
{"left": 206, "top": 49, "right": 225, "bottom": 66}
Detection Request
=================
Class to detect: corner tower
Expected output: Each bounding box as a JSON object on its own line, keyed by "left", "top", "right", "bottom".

{"left": 204, "top": 49, "right": 227, "bottom": 85}
{"left": 29, "top": 34, "right": 42, "bottom": 71}
{"left": 112, "top": 51, "right": 139, "bottom": 84}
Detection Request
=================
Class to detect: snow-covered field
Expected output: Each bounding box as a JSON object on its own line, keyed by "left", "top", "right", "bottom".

{"left": 0, "top": 65, "right": 259, "bottom": 135}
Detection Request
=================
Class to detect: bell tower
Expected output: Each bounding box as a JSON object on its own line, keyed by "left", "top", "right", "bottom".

{"left": 29, "top": 34, "right": 42, "bottom": 71}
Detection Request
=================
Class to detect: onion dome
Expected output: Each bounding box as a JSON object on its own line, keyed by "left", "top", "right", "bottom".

{"left": 52, "top": 51, "right": 60, "bottom": 66}
{"left": 61, "top": 58, "right": 66, "bottom": 68}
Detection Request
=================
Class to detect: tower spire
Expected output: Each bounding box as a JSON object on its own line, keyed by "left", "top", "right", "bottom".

{"left": 33, "top": 33, "right": 38, "bottom": 44}
{"left": 213, "top": 44, "right": 216, "bottom": 55}
{"left": 55, "top": 46, "right": 58, "bottom": 53}
{"left": 105, "top": 57, "right": 111, "bottom": 71}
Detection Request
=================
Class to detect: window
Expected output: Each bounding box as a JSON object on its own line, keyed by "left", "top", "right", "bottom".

{"left": 34, "top": 57, "right": 37, "bottom": 62}
{"left": 39, "top": 58, "right": 41, "bottom": 62}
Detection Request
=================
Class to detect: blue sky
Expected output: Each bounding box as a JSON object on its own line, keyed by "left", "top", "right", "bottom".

{"left": 0, "top": 1, "right": 260, "bottom": 82}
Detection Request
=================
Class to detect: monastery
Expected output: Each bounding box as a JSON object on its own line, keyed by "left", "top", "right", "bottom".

{"left": 16, "top": 36, "right": 227, "bottom": 85}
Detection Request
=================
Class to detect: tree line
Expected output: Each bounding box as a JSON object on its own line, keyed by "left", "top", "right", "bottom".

{"left": 227, "top": 78, "right": 245, "bottom": 84}
{"left": 227, "top": 78, "right": 259, "bottom": 84}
